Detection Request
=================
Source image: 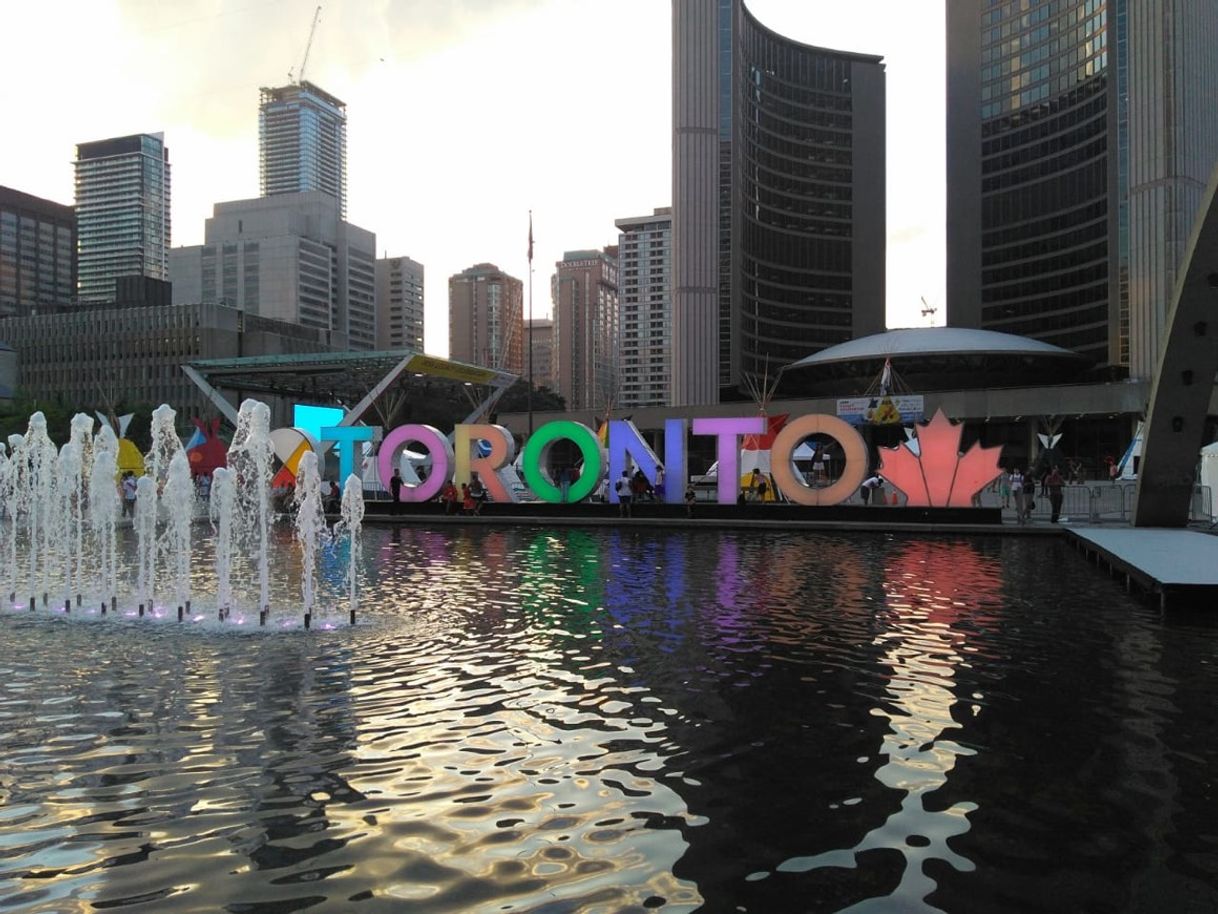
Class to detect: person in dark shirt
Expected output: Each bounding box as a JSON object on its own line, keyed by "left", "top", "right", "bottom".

{"left": 389, "top": 469, "right": 403, "bottom": 514}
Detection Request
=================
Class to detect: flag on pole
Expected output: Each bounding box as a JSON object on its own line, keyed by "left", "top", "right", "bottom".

{"left": 528, "top": 211, "right": 534, "bottom": 263}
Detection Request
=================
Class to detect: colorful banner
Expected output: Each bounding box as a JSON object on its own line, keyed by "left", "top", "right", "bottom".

{"left": 836, "top": 395, "right": 924, "bottom": 426}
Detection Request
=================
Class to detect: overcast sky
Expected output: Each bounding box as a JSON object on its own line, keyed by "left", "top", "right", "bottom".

{"left": 1, "top": 0, "right": 946, "bottom": 356}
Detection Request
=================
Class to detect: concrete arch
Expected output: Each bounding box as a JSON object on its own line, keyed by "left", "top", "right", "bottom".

{"left": 1134, "top": 166, "right": 1218, "bottom": 527}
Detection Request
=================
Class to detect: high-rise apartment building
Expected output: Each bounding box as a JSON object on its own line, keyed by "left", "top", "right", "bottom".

{"left": 259, "top": 82, "right": 347, "bottom": 218}
{"left": 672, "top": 0, "right": 886, "bottom": 405}
{"left": 375, "top": 256, "right": 425, "bottom": 351}
{"left": 616, "top": 207, "right": 672, "bottom": 408}
{"left": 551, "top": 248, "right": 619, "bottom": 412}
{"left": 169, "top": 192, "right": 376, "bottom": 350}
{"left": 0, "top": 186, "right": 76, "bottom": 317}
{"left": 448, "top": 264, "right": 524, "bottom": 373}
{"left": 946, "top": 1, "right": 1218, "bottom": 378}
{"left": 525, "top": 317, "right": 555, "bottom": 391}
{"left": 74, "top": 133, "right": 170, "bottom": 303}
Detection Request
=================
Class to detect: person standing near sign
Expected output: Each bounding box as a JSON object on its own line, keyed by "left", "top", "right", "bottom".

{"left": 1046, "top": 466, "right": 1065, "bottom": 523}
{"left": 615, "top": 471, "right": 633, "bottom": 518}
{"left": 389, "top": 468, "right": 403, "bottom": 514}
{"left": 861, "top": 474, "right": 883, "bottom": 505}
{"left": 1010, "top": 468, "right": 1025, "bottom": 523}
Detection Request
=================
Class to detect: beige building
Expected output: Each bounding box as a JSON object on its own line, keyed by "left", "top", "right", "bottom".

{"left": 448, "top": 263, "right": 523, "bottom": 373}
{"left": 616, "top": 208, "right": 672, "bottom": 409}
{"left": 375, "top": 255, "right": 424, "bottom": 351}
{"left": 524, "top": 317, "right": 554, "bottom": 391}
{"left": 169, "top": 192, "right": 377, "bottom": 351}
{"left": 551, "top": 248, "right": 619, "bottom": 412}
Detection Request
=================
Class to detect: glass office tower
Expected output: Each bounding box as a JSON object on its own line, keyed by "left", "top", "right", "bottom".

{"left": 0, "top": 185, "right": 75, "bottom": 316}
{"left": 947, "top": 1, "right": 1218, "bottom": 377}
{"left": 672, "top": 0, "right": 886, "bottom": 404}
{"left": 74, "top": 133, "right": 170, "bottom": 304}
{"left": 259, "top": 81, "right": 348, "bottom": 219}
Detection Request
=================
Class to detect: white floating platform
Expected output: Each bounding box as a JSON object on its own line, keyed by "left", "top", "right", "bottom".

{"left": 1068, "top": 527, "right": 1218, "bottom": 609}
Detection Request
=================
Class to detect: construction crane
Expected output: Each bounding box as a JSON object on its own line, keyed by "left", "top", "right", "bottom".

{"left": 289, "top": 6, "right": 322, "bottom": 85}
{"left": 920, "top": 296, "right": 938, "bottom": 322}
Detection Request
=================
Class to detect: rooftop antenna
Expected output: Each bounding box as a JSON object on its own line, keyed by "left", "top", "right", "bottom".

{"left": 289, "top": 6, "right": 322, "bottom": 84}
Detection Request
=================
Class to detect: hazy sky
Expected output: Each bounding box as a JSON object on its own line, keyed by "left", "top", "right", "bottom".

{"left": 2, "top": 0, "right": 946, "bottom": 356}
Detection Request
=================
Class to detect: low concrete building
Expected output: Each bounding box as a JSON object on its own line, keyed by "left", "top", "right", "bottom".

{"left": 0, "top": 302, "right": 344, "bottom": 419}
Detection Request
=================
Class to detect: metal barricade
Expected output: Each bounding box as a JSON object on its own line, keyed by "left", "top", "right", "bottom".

{"left": 1024, "top": 484, "right": 1091, "bottom": 520}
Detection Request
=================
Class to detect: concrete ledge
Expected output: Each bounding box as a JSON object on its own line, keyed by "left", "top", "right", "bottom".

{"left": 355, "top": 502, "right": 1063, "bottom": 536}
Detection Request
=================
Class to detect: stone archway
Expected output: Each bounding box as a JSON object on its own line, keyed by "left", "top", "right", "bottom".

{"left": 1134, "top": 167, "right": 1218, "bottom": 527}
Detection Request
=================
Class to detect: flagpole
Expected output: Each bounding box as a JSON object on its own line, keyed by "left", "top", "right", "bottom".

{"left": 527, "top": 210, "right": 534, "bottom": 438}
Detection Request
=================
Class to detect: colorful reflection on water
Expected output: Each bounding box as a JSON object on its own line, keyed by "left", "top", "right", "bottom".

{"left": 1, "top": 528, "right": 1217, "bottom": 913}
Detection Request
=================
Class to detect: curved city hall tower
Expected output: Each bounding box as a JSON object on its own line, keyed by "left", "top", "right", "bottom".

{"left": 672, "top": 0, "right": 886, "bottom": 405}
{"left": 947, "top": 1, "right": 1218, "bottom": 378}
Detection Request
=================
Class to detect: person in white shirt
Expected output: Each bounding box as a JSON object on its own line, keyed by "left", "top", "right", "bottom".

{"left": 861, "top": 474, "right": 884, "bottom": 505}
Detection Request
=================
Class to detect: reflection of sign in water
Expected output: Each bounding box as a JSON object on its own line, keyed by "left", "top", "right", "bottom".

{"left": 837, "top": 395, "right": 924, "bottom": 426}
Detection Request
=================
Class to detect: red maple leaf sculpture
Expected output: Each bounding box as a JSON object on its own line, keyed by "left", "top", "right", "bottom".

{"left": 877, "top": 409, "right": 1003, "bottom": 507}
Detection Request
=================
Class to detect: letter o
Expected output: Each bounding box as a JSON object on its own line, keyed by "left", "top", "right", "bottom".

{"left": 377, "top": 424, "right": 452, "bottom": 503}
{"left": 522, "top": 421, "right": 602, "bottom": 503}
{"left": 770, "top": 414, "right": 868, "bottom": 506}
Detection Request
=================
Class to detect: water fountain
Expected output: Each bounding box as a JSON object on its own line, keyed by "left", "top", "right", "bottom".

{"left": 1, "top": 399, "right": 362, "bottom": 629}
{"left": 293, "top": 450, "right": 327, "bottom": 628}
{"left": 336, "top": 474, "right": 364, "bottom": 625}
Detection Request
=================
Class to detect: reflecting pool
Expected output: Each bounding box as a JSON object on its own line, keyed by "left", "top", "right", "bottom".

{"left": 1, "top": 527, "right": 1217, "bottom": 913}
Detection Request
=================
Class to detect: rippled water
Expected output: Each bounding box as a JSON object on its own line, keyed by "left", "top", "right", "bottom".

{"left": 2, "top": 527, "right": 1217, "bottom": 913}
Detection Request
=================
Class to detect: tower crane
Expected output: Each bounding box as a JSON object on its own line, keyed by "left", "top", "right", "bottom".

{"left": 289, "top": 6, "right": 322, "bottom": 85}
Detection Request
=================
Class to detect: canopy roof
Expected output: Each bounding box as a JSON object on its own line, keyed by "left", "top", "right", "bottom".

{"left": 787, "top": 327, "right": 1085, "bottom": 370}
{"left": 183, "top": 349, "right": 517, "bottom": 428}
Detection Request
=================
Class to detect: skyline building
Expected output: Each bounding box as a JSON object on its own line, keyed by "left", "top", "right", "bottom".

{"left": 551, "top": 247, "right": 619, "bottom": 412}
{"left": 375, "top": 255, "right": 425, "bottom": 351}
{"left": 946, "top": 1, "right": 1218, "bottom": 378}
{"left": 0, "top": 185, "right": 76, "bottom": 317}
{"left": 672, "top": 0, "right": 886, "bottom": 405}
{"left": 448, "top": 263, "right": 524, "bottom": 373}
{"left": 259, "top": 81, "right": 348, "bottom": 218}
{"left": 525, "top": 317, "right": 555, "bottom": 392}
{"left": 74, "top": 132, "right": 171, "bottom": 304}
{"left": 616, "top": 207, "right": 673, "bottom": 409}
{"left": 169, "top": 191, "right": 375, "bottom": 350}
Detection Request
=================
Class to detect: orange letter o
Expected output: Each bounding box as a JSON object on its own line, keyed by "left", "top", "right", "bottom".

{"left": 770, "top": 414, "right": 868, "bottom": 506}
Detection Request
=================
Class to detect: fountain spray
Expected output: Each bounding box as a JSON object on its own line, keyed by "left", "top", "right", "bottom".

{"left": 88, "top": 425, "right": 120, "bottom": 604}
{"left": 336, "top": 473, "right": 365, "bottom": 624}
{"left": 293, "top": 451, "right": 327, "bottom": 620}
{"left": 210, "top": 467, "right": 236, "bottom": 620}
